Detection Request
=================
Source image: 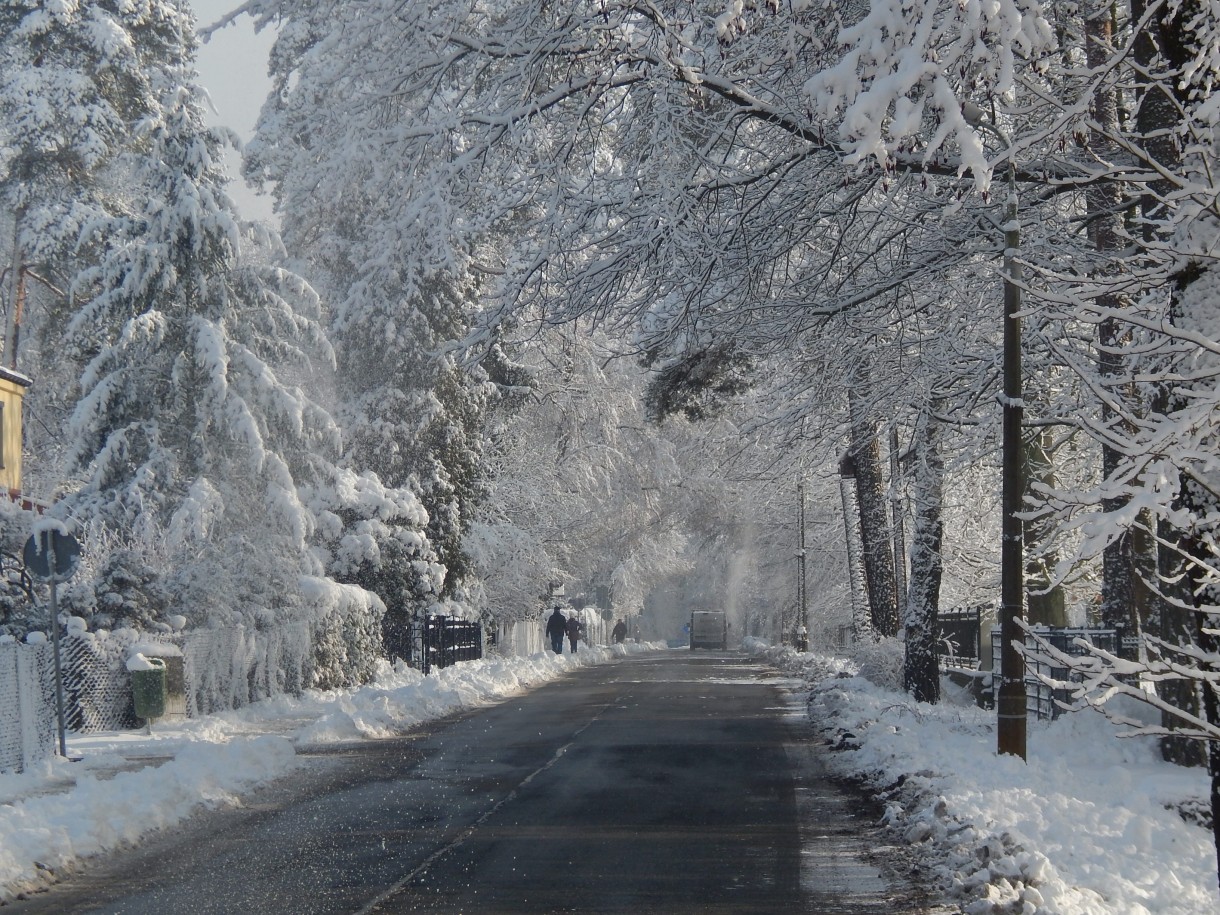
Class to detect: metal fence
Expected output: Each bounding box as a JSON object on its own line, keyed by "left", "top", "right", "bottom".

{"left": 990, "top": 626, "right": 1132, "bottom": 720}
{"left": 3, "top": 605, "right": 613, "bottom": 773}
{"left": 0, "top": 639, "right": 55, "bottom": 773}
{"left": 422, "top": 615, "right": 483, "bottom": 674}
{"left": 2, "top": 623, "right": 315, "bottom": 772}
{"left": 937, "top": 602, "right": 994, "bottom": 668}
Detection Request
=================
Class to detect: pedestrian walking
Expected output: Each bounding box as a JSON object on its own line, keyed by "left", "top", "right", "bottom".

{"left": 612, "top": 619, "right": 627, "bottom": 644}
{"left": 546, "top": 606, "right": 567, "bottom": 654}
{"left": 566, "top": 614, "right": 580, "bottom": 653}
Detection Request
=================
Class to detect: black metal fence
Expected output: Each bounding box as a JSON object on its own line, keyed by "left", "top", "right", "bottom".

{"left": 937, "top": 602, "right": 992, "bottom": 667}
{"left": 423, "top": 615, "right": 483, "bottom": 674}
{"left": 990, "top": 626, "right": 1133, "bottom": 720}
{"left": 383, "top": 613, "right": 483, "bottom": 675}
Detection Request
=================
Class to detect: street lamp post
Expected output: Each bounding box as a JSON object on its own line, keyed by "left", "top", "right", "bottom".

{"left": 797, "top": 479, "right": 807, "bottom": 642}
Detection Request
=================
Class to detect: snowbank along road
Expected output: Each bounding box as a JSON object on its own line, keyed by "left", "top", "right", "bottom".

{"left": 6, "top": 652, "right": 933, "bottom": 913}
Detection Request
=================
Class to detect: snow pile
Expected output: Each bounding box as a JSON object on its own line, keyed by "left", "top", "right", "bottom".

{"left": 754, "top": 642, "right": 1218, "bottom": 915}
{"left": 0, "top": 642, "right": 659, "bottom": 901}
{"left": 0, "top": 736, "right": 294, "bottom": 901}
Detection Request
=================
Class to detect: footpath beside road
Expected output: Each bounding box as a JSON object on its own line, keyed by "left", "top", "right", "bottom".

{"left": 6, "top": 652, "right": 934, "bottom": 914}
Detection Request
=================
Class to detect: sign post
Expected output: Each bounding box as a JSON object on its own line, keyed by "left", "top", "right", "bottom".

{"left": 23, "top": 529, "right": 81, "bottom": 758}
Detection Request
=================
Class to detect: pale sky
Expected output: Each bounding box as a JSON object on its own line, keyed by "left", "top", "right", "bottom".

{"left": 190, "top": 0, "right": 278, "bottom": 224}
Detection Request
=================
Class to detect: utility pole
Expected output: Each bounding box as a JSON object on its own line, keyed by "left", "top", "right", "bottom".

{"left": 889, "top": 426, "right": 907, "bottom": 619}
{"left": 968, "top": 104, "right": 1029, "bottom": 759}
{"left": 997, "top": 148, "right": 1028, "bottom": 760}
{"left": 797, "top": 479, "right": 807, "bottom": 639}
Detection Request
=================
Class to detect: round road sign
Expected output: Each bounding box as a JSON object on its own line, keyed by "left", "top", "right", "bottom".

{"left": 23, "top": 530, "right": 82, "bottom": 583}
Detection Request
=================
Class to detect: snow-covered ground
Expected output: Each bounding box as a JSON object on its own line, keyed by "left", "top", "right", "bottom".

{"left": 750, "top": 639, "right": 1219, "bottom": 915}
{"left": 0, "top": 642, "right": 658, "bottom": 902}
{"left": 3, "top": 640, "right": 1216, "bottom": 913}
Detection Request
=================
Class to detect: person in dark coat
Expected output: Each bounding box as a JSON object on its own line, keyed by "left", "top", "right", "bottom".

{"left": 612, "top": 619, "right": 627, "bottom": 644}
{"left": 566, "top": 614, "right": 580, "bottom": 653}
{"left": 546, "top": 607, "right": 567, "bottom": 654}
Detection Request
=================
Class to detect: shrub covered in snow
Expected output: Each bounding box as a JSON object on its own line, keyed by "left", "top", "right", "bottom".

{"left": 850, "top": 637, "right": 905, "bottom": 693}
{"left": 303, "top": 577, "right": 386, "bottom": 690}
{"left": 0, "top": 500, "right": 42, "bottom": 638}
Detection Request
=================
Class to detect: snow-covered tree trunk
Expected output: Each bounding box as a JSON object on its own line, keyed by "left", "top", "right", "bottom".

{"left": 1023, "top": 427, "right": 1066, "bottom": 626}
{"left": 838, "top": 466, "right": 874, "bottom": 644}
{"left": 1124, "top": 0, "right": 1207, "bottom": 769}
{"left": 1087, "top": 4, "right": 1137, "bottom": 633}
{"left": 847, "top": 378, "right": 899, "bottom": 637}
{"left": 904, "top": 409, "right": 943, "bottom": 703}
{"left": 1153, "top": 0, "right": 1220, "bottom": 881}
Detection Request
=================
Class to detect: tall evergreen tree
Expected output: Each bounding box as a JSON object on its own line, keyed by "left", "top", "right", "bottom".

{"left": 58, "top": 4, "right": 436, "bottom": 660}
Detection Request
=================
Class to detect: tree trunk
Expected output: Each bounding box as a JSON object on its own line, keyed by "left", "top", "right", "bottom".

{"left": 838, "top": 460, "right": 875, "bottom": 643}
{"left": 1086, "top": 4, "right": 1137, "bottom": 632}
{"left": 1129, "top": 0, "right": 1210, "bottom": 770}
{"left": 889, "top": 425, "right": 908, "bottom": 619}
{"left": 1023, "top": 427, "right": 1066, "bottom": 626}
{"left": 847, "top": 381, "right": 899, "bottom": 637}
{"left": 904, "top": 409, "right": 943, "bottom": 703}
{"left": 1143, "top": 0, "right": 1220, "bottom": 881}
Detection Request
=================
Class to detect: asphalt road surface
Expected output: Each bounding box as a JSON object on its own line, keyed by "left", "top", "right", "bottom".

{"left": 7, "top": 652, "right": 934, "bottom": 914}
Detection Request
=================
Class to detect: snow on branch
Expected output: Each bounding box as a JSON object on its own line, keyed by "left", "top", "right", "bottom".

{"left": 1020, "top": 620, "right": 1220, "bottom": 742}
{"left": 802, "top": 0, "right": 1056, "bottom": 190}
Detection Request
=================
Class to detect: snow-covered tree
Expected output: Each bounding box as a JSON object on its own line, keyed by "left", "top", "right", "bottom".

{"left": 63, "top": 71, "right": 331, "bottom": 628}
{"left": 0, "top": 0, "right": 180, "bottom": 282}
{"left": 241, "top": 1, "right": 1032, "bottom": 682}
{"left": 244, "top": 0, "right": 497, "bottom": 615}
{"left": 50, "top": 8, "right": 435, "bottom": 687}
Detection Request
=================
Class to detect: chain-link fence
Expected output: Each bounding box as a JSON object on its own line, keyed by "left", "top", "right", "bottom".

{"left": 2, "top": 623, "right": 315, "bottom": 772}
{"left": 5, "top": 605, "right": 617, "bottom": 773}
{"left": 0, "top": 639, "right": 55, "bottom": 773}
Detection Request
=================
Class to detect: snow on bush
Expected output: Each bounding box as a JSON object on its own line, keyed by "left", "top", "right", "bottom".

{"left": 301, "top": 576, "right": 385, "bottom": 690}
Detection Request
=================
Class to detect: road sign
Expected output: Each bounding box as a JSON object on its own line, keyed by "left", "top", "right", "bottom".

{"left": 23, "top": 530, "right": 81, "bottom": 583}
{"left": 22, "top": 528, "right": 81, "bottom": 759}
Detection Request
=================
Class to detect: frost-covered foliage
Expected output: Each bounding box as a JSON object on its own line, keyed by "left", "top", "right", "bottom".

{"left": 189, "top": 0, "right": 1220, "bottom": 779}
{"left": 471, "top": 328, "right": 695, "bottom": 616}
{"left": 0, "top": 499, "right": 41, "bottom": 637}
{"left": 61, "top": 69, "right": 337, "bottom": 629}
{"left": 301, "top": 576, "right": 385, "bottom": 689}
{"left": 234, "top": 0, "right": 1052, "bottom": 650}
{"left": 0, "top": 0, "right": 185, "bottom": 266}
{"left": 803, "top": 0, "right": 1056, "bottom": 190}
{"left": 33, "top": 6, "right": 431, "bottom": 684}
{"left": 245, "top": 0, "right": 496, "bottom": 608}
{"left": 302, "top": 465, "right": 445, "bottom": 644}
{"left": 469, "top": 323, "right": 808, "bottom": 629}
{"left": 1, "top": 0, "right": 197, "bottom": 495}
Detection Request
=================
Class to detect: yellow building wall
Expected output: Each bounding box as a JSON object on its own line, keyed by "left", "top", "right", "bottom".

{"left": 0, "top": 375, "right": 26, "bottom": 494}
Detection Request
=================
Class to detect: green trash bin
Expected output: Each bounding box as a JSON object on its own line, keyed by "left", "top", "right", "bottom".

{"left": 131, "top": 657, "right": 167, "bottom": 721}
